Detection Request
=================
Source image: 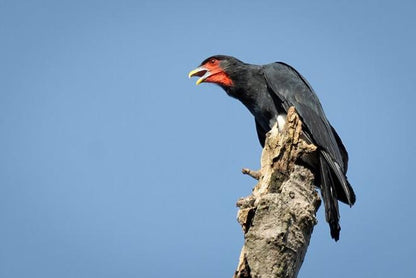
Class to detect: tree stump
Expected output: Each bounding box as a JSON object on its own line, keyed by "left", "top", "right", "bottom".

{"left": 234, "top": 107, "right": 321, "bottom": 278}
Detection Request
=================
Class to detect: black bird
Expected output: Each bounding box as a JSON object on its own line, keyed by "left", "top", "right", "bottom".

{"left": 189, "top": 55, "right": 355, "bottom": 241}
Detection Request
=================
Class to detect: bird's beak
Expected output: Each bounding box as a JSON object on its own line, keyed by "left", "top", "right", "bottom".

{"left": 188, "top": 66, "right": 211, "bottom": 85}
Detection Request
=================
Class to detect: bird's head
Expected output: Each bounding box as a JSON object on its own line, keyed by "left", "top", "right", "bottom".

{"left": 188, "top": 55, "right": 244, "bottom": 88}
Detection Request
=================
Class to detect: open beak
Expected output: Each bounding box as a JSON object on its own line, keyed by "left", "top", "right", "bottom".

{"left": 188, "top": 66, "right": 211, "bottom": 85}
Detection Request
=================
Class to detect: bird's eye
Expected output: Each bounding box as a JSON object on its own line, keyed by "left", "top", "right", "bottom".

{"left": 210, "top": 59, "right": 216, "bottom": 64}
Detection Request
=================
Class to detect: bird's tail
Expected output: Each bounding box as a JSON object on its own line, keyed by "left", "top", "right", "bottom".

{"left": 319, "top": 155, "right": 341, "bottom": 241}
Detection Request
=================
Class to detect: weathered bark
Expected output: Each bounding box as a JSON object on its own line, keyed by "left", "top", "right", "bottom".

{"left": 234, "top": 107, "right": 321, "bottom": 278}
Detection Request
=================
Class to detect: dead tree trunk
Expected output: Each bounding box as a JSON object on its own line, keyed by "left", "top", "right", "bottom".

{"left": 234, "top": 107, "right": 321, "bottom": 278}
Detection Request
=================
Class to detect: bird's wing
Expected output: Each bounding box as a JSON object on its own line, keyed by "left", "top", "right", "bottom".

{"left": 262, "top": 62, "right": 345, "bottom": 170}
{"left": 262, "top": 62, "right": 355, "bottom": 240}
{"left": 330, "top": 123, "right": 349, "bottom": 173}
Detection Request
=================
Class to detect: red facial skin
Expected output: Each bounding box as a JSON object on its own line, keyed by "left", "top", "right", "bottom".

{"left": 202, "top": 58, "right": 233, "bottom": 87}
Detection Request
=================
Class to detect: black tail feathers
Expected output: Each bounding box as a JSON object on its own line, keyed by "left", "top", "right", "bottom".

{"left": 319, "top": 155, "right": 341, "bottom": 241}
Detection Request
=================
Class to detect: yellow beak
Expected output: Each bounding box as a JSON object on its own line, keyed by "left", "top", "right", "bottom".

{"left": 188, "top": 66, "right": 210, "bottom": 85}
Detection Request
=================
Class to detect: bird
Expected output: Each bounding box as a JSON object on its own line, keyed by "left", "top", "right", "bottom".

{"left": 188, "top": 55, "right": 355, "bottom": 241}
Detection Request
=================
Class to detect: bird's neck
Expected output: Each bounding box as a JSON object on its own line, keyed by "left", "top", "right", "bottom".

{"left": 223, "top": 65, "right": 282, "bottom": 132}
{"left": 225, "top": 78, "right": 278, "bottom": 132}
{"left": 224, "top": 65, "right": 261, "bottom": 102}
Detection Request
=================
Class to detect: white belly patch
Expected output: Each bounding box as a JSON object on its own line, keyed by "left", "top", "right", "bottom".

{"left": 277, "top": 114, "right": 286, "bottom": 132}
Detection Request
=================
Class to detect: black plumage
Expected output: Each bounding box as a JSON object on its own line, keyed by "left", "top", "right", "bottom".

{"left": 190, "top": 55, "right": 356, "bottom": 240}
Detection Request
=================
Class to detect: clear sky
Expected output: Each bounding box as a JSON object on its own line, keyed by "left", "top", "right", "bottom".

{"left": 1, "top": 1, "right": 415, "bottom": 277}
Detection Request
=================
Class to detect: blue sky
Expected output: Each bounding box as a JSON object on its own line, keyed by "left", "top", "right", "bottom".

{"left": 1, "top": 1, "right": 415, "bottom": 277}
